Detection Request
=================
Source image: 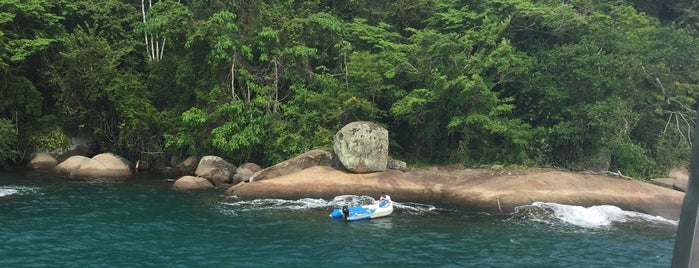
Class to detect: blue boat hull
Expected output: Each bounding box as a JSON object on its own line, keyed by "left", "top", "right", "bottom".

{"left": 330, "top": 201, "right": 393, "bottom": 221}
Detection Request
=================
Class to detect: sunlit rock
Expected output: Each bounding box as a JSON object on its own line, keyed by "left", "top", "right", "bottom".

{"left": 29, "top": 153, "right": 58, "bottom": 170}
{"left": 172, "top": 175, "right": 215, "bottom": 190}
{"left": 70, "top": 153, "right": 133, "bottom": 179}
{"left": 55, "top": 155, "right": 91, "bottom": 176}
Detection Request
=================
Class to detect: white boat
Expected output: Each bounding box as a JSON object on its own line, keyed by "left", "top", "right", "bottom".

{"left": 329, "top": 200, "right": 393, "bottom": 221}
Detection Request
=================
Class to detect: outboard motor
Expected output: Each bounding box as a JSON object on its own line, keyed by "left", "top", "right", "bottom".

{"left": 342, "top": 206, "right": 349, "bottom": 221}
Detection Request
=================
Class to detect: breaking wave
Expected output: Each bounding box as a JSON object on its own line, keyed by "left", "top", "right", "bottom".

{"left": 0, "top": 185, "right": 39, "bottom": 198}
{"left": 510, "top": 201, "right": 678, "bottom": 229}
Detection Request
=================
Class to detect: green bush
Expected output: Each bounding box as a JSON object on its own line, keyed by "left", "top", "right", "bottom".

{"left": 0, "top": 118, "right": 18, "bottom": 165}
{"left": 611, "top": 141, "right": 655, "bottom": 178}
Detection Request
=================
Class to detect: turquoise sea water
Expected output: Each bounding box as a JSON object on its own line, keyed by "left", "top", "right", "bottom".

{"left": 0, "top": 172, "right": 678, "bottom": 267}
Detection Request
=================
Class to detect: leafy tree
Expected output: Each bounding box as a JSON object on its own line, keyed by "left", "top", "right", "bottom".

{"left": 0, "top": 0, "right": 70, "bottom": 164}
{"left": 390, "top": 1, "right": 536, "bottom": 164}
{"left": 49, "top": 26, "right": 158, "bottom": 158}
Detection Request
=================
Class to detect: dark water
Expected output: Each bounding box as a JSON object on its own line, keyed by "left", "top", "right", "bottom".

{"left": 0, "top": 173, "right": 677, "bottom": 267}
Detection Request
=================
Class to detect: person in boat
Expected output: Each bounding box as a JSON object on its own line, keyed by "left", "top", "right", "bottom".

{"left": 379, "top": 192, "right": 392, "bottom": 204}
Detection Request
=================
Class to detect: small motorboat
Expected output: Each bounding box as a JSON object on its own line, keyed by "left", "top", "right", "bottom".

{"left": 329, "top": 200, "right": 393, "bottom": 221}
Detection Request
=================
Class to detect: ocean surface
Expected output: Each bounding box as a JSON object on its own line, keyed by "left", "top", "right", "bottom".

{"left": 0, "top": 172, "right": 678, "bottom": 267}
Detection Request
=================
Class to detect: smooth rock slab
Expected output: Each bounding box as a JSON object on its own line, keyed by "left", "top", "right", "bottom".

{"left": 227, "top": 166, "right": 684, "bottom": 220}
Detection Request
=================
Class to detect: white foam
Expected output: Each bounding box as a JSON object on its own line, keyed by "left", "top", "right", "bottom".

{"left": 221, "top": 197, "right": 331, "bottom": 212}
{"left": 0, "top": 186, "right": 38, "bottom": 197}
{"left": 219, "top": 195, "right": 436, "bottom": 215}
{"left": 517, "top": 202, "right": 678, "bottom": 229}
{"left": 0, "top": 188, "right": 19, "bottom": 197}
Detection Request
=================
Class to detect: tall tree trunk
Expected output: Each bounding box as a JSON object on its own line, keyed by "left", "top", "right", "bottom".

{"left": 273, "top": 58, "right": 279, "bottom": 113}
{"left": 141, "top": 0, "right": 168, "bottom": 62}
{"left": 231, "top": 53, "right": 238, "bottom": 100}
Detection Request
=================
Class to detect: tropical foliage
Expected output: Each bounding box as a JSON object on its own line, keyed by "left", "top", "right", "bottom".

{"left": 1, "top": 0, "right": 697, "bottom": 178}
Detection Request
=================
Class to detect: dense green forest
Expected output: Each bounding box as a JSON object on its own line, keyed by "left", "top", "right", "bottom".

{"left": 2, "top": 0, "right": 698, "bottom": 178}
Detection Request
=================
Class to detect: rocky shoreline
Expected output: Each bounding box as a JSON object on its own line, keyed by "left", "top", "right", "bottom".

{"left": 25, "top": 121, "right": 688, "bottom": 221}
{"left": 26, "top": 150, "right": 686, "bottom": 220}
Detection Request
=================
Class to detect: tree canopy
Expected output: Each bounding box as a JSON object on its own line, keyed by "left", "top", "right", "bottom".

{"left": 1, "top": 0, "right": 697, "bottom": 178}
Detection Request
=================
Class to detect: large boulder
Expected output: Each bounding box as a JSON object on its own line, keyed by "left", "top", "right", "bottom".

{"left": 249, "top": 150, "right": 333, "bottom": 182}
{"left": 195, "top": 156, "right": 237, "bottom": 187}
{"left": 55, "top": 155, "right": 91, "bottom": 176}
{"left": 333, "top": 121, "right": 389, "bottom": 173}
{"left": 28, "top": 153, "right": 58, "bottom": 170}
{"left": 70, "top": 153, "right": 133, "bottom": 179}
{"left": 172, "top": 176, "right": 215, "bottom": 191}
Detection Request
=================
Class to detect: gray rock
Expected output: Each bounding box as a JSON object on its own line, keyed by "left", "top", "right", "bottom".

{"left": 233, "top": 168, "right": 255, "bottom": 183}
{"left": 387, "top": 157, "right": 407, "bottom": 171}
{"left": 195, "top": 156, "right": 237, "bottom": 187}
{"left": 333, "top": 121, "right": 389, "bottom": 173}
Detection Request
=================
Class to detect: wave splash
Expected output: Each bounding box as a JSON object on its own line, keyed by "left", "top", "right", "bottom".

{"left": 0, "top": 185, "right": 38, "bottom": 198}
{"left": 219, "top": 195, "right": 437, "bottom": 215}
{"left": 511, "top": 201, "right": 678, "bottom": 229}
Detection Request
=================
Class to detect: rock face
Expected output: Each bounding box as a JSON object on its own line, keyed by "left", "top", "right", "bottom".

{"left": 226, "top": 166, "right": 684, "bottom": 220}
{"left": 333, "top": 121, "right": 389, "bottom": 173}
{"left": 249, "top": 150, "right": 333, "bottom": 182}
{"left": 172, "top": 176, "right": 215, "bottom": 190}
{"left": 195, "top": 156, "right": 237, "bottom": 187}
{"left": 70, "top": 153, "right": 133, "bottom": 179}
{"left": 29, "top": 153, "right": 58, "bottom": 170}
